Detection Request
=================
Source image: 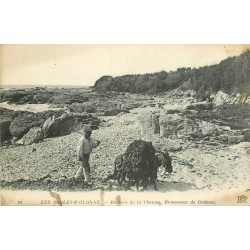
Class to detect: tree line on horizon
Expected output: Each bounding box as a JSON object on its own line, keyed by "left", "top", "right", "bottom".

{"left": 94, "top": 50, "right": 250, "bottom": 100}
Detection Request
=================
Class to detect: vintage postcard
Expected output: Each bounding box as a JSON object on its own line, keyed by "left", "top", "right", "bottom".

{"left": 0, "top": 44, "right": 249, "bottom": 206}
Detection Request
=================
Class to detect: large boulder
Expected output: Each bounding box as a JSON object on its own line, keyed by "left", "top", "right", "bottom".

{"left": 18, "top": 127, "right": 44, "bottom": 145}
{"left": 179, "top": 116, "right": 201, "bottom": 138}
{"left": 159, "top": 114, "right": 202, "bottom": 139}
{"left": 228, "top": 135, "right": 245, "bottom": 144}
{"left": 138, "top": 113, "right": 160, "bottom": 136}
{"left": 43, "top": 113, "right": 100, "bottom": 137}
{"left": 200, "top": 121, "right": 218, "bottom": 136}
{"left": 0, "top": 119, "right": 12, "bottom": 145}
{"left": 0, "top": 108, "right": 21, "bottom": 145}
{"left": 9, "top": 112, "right": 46, "bottom": 138}
{"left": 242, "top": 129, "right": 250, "bottom": 142}
{"left": 42, "top": 115, "right": 56, "bottom": 132}
{"left": 159, "top": 113, "right": 182, "bottom": 138}
{"left": 9, "top": 110, "right": 64, "bottom": 139}
{"left": 211, "top": 91, "right": 232, "bottom": 106}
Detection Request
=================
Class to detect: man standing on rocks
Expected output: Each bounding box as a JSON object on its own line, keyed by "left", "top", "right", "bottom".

{"left": 75, "top": 125, "right": 100, "bottom": 186}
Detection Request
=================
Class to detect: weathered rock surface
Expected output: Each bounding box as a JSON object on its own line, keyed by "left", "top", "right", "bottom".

{"left": 159, "top": 113, "right": 182, "bottom": 138}
{"left": 9, "top": 111, "right": 64, "bottom": 138}
{"left": 65, "top": 103, "right": 97, "bottom": 113}
{"left": 43, "top": 113, "right": 100, "bottom": 137}
{"left": 0, "top": 108, "right": 22, "bottom": 144}
{"left": 185, "top": 102, "right": 213, "bottom": 110}
{"left": 48, "top": 94, "right": 89, "bottom": 104}
{"left": 7, "top": 108, "right": 99, "bottom": 140}
{"left": 138, "top": 113, "right": 160, "bottom": 136}
{"left": 228, "top": 135, "right": 245, "bottom": 144}
{"left": 0, "top": 88, "right": 90, "bottom": 105}
{"left": 10, "top": 112, "right": 47, "bottom": 138}
{"left": 159, "top": 114, "right": 202, "bottom": 139}
{"left": 0, "top": 119, "right": 12, "bottom": 145}
{"left": 200, "top": 121, "right": 218, "bottom": 136}
{"left": 19, "top": 127, "right": 44, "bottom": 145}
{"left": 212, "top": 91, "right": 232, "bottom": 106}
{"left": 120, "top": 103, "right": 140, "bottom": 110}
{"left": 104, "top": 108, "right": 129, "bottom": 116}
{"left": 0, "top": 107, "right": 19, "bottom": 120}
{"left": 242, "top": 129, "right": 250, "bottom": 142}
{"left": 232, "top": 93, "right": 250, "bottom": 104}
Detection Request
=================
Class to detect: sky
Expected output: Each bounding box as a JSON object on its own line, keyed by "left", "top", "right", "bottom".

{"left": 0, "top": 44, "right": 249, "bottom": 86}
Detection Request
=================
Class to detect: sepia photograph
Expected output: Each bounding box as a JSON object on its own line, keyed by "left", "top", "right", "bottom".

{"left": 0, "top": 44, "right": 249, "bottom": 206}
{"left": 1, "top": 2, "right": 250, "bottom": 250}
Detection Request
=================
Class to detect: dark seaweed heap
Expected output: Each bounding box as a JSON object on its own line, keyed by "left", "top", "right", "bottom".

{"left": 116, "top": 140, "right": 158, "bottom": 190}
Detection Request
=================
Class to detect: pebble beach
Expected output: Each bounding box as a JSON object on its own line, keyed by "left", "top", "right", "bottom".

{"left": 1, "top": 99, "right": 249, "bottom": 192}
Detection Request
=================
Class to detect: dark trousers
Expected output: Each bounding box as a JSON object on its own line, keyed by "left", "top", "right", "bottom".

{"left": 75, "top": 154, "right": 90, "bottom": 183}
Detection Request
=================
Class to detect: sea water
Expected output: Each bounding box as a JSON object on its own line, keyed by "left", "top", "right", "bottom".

{"left": 0, "top": 101, "right": 66, "bottom": 113}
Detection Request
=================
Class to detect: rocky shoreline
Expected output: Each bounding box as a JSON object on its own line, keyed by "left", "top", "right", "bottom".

{"left": 1, "top": 88, "right": 249, "bottom": 192}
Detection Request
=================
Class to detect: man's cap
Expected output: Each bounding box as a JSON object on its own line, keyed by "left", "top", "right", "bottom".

{"left": 84, "top": 125, "right": 92, "bottom": 133}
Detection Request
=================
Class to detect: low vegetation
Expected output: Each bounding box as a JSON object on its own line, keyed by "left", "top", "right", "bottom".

{"left": 94, "top": 50, "right": 250, "bottom": 100}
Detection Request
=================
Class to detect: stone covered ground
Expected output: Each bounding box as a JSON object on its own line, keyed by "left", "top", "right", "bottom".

{"left": 0, "top": 91, "right": 249, "bottom": 192}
